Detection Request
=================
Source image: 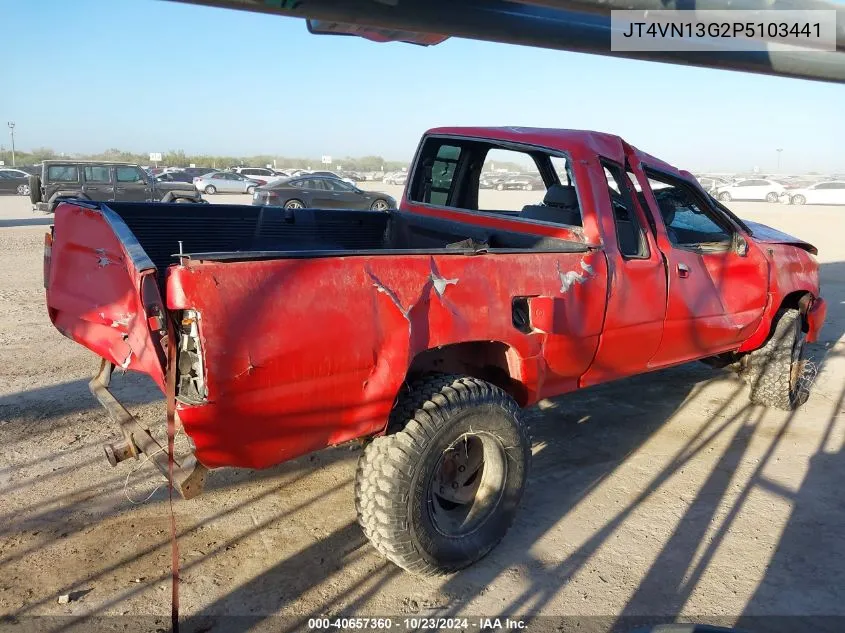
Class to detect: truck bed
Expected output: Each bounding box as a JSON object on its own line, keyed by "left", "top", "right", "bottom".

{"left": 105, "top": 202, "right": 588, "bottom": 275}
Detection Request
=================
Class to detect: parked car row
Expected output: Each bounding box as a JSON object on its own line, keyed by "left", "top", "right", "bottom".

{"left": 710, "top": 178, "right": 845, "bottom": 205}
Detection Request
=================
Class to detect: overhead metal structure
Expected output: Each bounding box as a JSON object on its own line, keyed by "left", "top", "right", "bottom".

{"left": 170, "top": 0, "right": 845, "bottom": 83}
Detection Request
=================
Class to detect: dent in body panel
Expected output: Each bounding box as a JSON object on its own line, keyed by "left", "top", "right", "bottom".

{"left": 172, "top": 250, "right": 607, "bottom": 469}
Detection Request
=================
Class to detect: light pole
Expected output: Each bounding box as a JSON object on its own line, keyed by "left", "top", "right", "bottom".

{"left": 776, "top": 148, "right": 783, "bottom": 171}
{"left": 7, "top": 122, "right": 15, "bottom": 167}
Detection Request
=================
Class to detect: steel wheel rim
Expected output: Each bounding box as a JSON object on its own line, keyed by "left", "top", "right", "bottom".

{"left": 428, "top": 432, "right": 507, "bottom": 537}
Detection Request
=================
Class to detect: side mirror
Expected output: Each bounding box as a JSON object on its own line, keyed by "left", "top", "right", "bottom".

{"left": 734, "top": 233, "right": 749, "bottom": 257}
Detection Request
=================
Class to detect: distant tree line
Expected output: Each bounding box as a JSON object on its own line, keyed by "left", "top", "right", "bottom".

{"left": 0, "top": 147, "right": 409, "bottom": 172}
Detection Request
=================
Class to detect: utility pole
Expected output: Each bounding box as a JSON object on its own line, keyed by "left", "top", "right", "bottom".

{"left": 776, "top": 148, "right": 783, "bottom": 171}
{"left": 7, "top": 122, "right": 15, "bottom": 167}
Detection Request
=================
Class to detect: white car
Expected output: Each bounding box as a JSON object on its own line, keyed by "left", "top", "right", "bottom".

{"left": 788, "top": 181, "right": 845, "bottom": 205}
{"left": 231, "top": 167, "right": 285, "bottom": 184}
{"left": 715, "top": 178, "right": 785, "bottom": 203}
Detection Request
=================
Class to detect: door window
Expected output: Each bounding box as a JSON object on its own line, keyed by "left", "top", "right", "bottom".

{"left": 116, "top": 167, "right": 145, "bottom": 183}
{"left": 84, "top": 166, "right": 111, "bottom": 183}
{"left": 646, "top": 172, "right": 732, "bottom": 247}
{"left": 326, "top": 179, "right": 354, "bottom": 192}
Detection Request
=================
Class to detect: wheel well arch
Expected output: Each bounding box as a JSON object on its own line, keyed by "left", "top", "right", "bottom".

{"left": 404, "top": 341, "right": 529, "bottom": 406}
{"left": 779, "top": 290, "right": 814, "bottom": 331}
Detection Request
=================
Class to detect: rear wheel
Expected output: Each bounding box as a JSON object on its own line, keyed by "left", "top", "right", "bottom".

{"left": 525, "top": 184, "right": 533, "bottom": 191}
{"left": 284, "top": 199, "right": 305, "bottom": 209}
{"left": 719, "top": 192, "right": 732, "bottom": 202}
{"left": 204, "top": 185, "right": 216, "bottom": 195}
{"left": 370, "top": 198, "right": 390, "bottom": 211}
{"left": 791, "top": 194, "right": 806, "bottom": 205}
{"left": 355, "top": 375, "right": 531, "bottom": 576}
{"left": 766, "top": 191, "right": 780, "bottom": 203}
{"left": 743, "top": 308, "right": 810, "bottom": 410}
{"left": 496, "top": 183, "right": 504, "bottom": 191}
{"left": 16, "top": 184, "right": 30, "bottom": 196}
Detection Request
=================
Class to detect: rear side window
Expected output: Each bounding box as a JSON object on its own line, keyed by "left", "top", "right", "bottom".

{"left": 84, "top": 166, "right": 111, "bottom": 183}
{"left": 47, "top": 165, "right": 79, "bottom": 182}
{"left": 602, "top": 162, "right": 648, "bottom": 258}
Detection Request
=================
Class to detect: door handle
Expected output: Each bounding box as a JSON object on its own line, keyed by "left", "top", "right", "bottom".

{"left": 677, "top": 263, "right": 690, "bottom": 278}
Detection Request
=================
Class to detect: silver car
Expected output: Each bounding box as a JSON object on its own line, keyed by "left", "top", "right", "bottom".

{"left": 194, "top": 171, "right": 260, "bottom": 195}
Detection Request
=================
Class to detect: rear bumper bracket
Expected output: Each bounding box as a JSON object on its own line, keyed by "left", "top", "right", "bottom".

{"left": 89, "top": 359, "right": 208, "bottom": 499}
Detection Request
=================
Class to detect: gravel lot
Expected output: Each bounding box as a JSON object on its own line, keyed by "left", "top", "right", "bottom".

{"left": 0, "top": 188, "right": 843, "bottom": 631}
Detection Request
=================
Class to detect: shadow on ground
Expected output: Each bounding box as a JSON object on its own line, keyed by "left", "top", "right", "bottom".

{"left": 2, "top": 263, "right": 843, "bottom": 633}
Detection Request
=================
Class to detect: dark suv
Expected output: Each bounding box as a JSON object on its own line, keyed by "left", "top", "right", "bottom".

{"left": 30, "top": 160, "right": 204, "bottom": 213}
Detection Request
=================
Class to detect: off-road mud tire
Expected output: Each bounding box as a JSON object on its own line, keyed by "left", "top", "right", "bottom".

{"left": 355, "top": 374, "right": 530, "bottom": 576}
{"left": 744, "top": 308, "right": 809, "bottom": 410}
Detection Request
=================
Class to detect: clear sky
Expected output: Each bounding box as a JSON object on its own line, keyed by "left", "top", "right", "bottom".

{"left": 2, "top": 0, "right": 843, "bottom": 173}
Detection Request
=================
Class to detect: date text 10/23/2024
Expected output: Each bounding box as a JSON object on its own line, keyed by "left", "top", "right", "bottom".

{"left": 308, "top": 617, "right": 528, "bottom": 630}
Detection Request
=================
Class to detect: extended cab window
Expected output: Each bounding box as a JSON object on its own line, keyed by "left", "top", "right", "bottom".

{"left": 84, "top": 166, "right": 111, "bottom": 183}
{"left": 47, "top": 165, "right": 79, "bottom": 182}
{"left": 429, "top": 144, "right": 461, "bottom": 206}
{"left": 646, "top": 172, "right": 732, "bottom": 247}
{"left": 602, "top": 162, "right": 648, "bottom": 258}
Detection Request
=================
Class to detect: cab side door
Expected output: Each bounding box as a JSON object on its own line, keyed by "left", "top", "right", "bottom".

{"left": 115, "top": 166, "right": 152, "bottom": 202}
{"left": 581, "top": 161, "right": 667, "bottom": 387}
{"left": 640, "top": 169, "right": 769, "bottom": 366}
{"left": 81, "top": 165, "right": 115, "bottom": 202}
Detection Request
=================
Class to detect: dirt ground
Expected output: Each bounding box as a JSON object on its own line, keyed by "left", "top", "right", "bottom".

{"left": 0, "top": 188, "right": 843, "bottom": 633}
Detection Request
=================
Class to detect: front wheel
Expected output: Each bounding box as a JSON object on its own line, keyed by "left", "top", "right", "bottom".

{"left": 204, "top": 185, "right": 217, "bottom": 195}
{"left": 743, "top": 308, "right": 810, "bottom": 410}
{"left": 246, "top": 185, "right": 256, "bottom": 195}
{"left": 766, "top": 192, "right": 780, "bottom": 203}
{"left": 496, "top": 183, "right": 504, "bottom": 191}
{"left": 17, "top": 184, "right": 31, "bottom": 196}
{"left": 791, "top": 194, "right": 806, "bottom": 205}
{"left": 370, "top": 198, "right": 390, "bottom": 211}
{"left": 355, "top": 375, "right": 531, "bottom": 576}
{"left": 719, "top": 192, "right": 732, "bottom": 202}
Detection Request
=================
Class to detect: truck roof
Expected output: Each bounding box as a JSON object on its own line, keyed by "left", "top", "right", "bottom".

{"left": 41, "top": 159, "right": 138, "bottom": 166}
{"left": 424, "top": 126, "right": 683, "bottom": 178}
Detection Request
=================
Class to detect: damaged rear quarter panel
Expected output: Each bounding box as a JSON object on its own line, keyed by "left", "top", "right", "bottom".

{"left": 167, "top": 250, "right": 607, "bottom": 469}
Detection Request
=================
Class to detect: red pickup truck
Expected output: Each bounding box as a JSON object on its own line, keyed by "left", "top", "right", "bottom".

{"left": 44, "top": 127, "right": 826, "bottom": 576}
